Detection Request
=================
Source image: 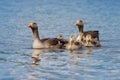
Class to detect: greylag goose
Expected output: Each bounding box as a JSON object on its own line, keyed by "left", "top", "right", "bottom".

{"left": 57, "top": 34, "right": 68, "bottom": 43}
{"left": 64, "top": 35, "right": 82, "bottom": 50}
{"left": 28, "top": 22, "right": 65, "bottom": 49}
{"left": 84, "top": 34, "right": 102, "bottom": 47}
{"left": 76, "top": 20, "right": 99, "bottom": 42}
{"left": 57, "top": 34, "right": 64, "bottom": 39}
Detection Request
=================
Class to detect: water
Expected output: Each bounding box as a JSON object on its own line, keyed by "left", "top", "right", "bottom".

{"left": 0, "top": 0, "right": 120, "bottom": 80}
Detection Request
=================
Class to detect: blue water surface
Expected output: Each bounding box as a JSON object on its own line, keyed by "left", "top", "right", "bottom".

{"left": 0, "top": 0, "right": 120, "bottom": 80}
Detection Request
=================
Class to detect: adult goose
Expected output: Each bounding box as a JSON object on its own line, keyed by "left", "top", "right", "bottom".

{"left": 64, "top": 35, "right": 82, "bottom": 50}
{"left": 76, "top": 20, "right": 99, "bottom": 42}
{"left": 28, "top": 22, "right": 65, "bottom": 49}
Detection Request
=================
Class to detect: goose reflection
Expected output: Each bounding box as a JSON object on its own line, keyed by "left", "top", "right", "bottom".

{"left": 86, "top": 47, "right": 93, "bottom": 56}
{"left": 68, "top": 46, "right": 93, "bottom": 55}
{"left": 32, "top": 48, "right": 64, "bottom": 65}
{"left": 68, "top": 47, "right": 93, "bottom": 65}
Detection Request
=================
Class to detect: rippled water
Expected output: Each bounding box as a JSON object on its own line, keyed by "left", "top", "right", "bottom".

{"left": 0, "top": 0, "right": 120, "bottom": 80}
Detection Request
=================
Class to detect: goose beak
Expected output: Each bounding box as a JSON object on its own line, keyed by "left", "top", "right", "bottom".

{"left": 75, "top": 20, "right": 83, "bottom": 26}
{"left": 28, "top": 23, "right": 32, "bottom": 28}
{"left": 75, "top": 20, "right": 80, "bottom": 26}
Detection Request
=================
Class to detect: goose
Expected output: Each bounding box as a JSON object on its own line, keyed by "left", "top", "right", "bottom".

{"left": 64, "top": 35, "right": 82, "bottom": 50}
{"left": 57, "top": 34, "right": 68, "bottom": 43}
{"left": 85, "top": 34, "right": 102, "bottom": 47}
{"left": 76, "top": 32, "right": 86, "bottom": 45}
{"left": 28, "top": 22, "right": 65, "bottom": 49}
{"left": 57, "top": 34, "right": 64, "bottom": 39}
{"left": 76, "top": 20, "right": 99, "bottom": 42}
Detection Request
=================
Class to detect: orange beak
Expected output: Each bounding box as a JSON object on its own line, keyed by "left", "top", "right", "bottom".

{"left": 75, "top": 20, "right": 80, "bottom": 26}
{"left": 28, "top": 23, "right": 32, "bottom": 28}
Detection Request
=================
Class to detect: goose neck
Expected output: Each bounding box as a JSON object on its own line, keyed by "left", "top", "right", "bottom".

{"left": 78, "top": 25, "right": 84, "bottom": 33}
{"left": 32, "top": 28, "right": 40, "bottom": 40}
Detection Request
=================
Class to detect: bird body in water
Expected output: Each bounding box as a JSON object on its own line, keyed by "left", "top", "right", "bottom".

{"left": 84, "top": 34, "right": 102, "bottom": 47}
{"left": 75, "top": 20, "right": 99, "bottom": 42}
{"left": 64, "top": 35, "right": 82, "bottom": 50}
{"left": 28, "top": 22, "right": 66, "bottom": 49}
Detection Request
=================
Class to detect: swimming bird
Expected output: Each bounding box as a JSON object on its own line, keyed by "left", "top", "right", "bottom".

{"left": 28, "top": 22, "right": 65, "bottom": 49}
{"left": 76, "top": 32, "right": 86, "bottom": 45}
{"left": 57, "top": 34, "right": 68, "bottom": 44}
{"left": 57, "top": 34, "right": 64, "bottom": 39}
{"left": 76, "top": 20, "right": 99, "bottom": 42}
{"left": 84, "top": 34, "right": 102, "bottom": 47}
{"left": 64, "top": 35, "right": 82, "bottom": 50}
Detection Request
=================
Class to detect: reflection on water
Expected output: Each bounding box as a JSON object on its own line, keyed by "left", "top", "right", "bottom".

{"left": 31, "top": 48, "right": 93, "bottom": 67}
{"left": 68, "top": 47, "right": 93, "bottom": 66}
{"left": 30, "top": 48, "right": 94, "bottom": 79}
{"left": 86, "top": 47, "right": 93, "bottom": 56}
{"left": 31, "top": 48, "right": 64, "bottom": 65}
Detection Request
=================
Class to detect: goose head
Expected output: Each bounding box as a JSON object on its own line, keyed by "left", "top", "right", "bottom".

{"left": 69, "top": 35, "right": 75, "bottom": 43}
{"left": 57, "top": 34, "right": 64, "bottom": 39}
{"left": 28, "top": 22, "right": 38, "bottom": 29}
{"left": 75, "top": 20, "right": 83, "bottom": 27}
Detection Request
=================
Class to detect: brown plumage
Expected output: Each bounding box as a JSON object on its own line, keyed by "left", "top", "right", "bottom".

{"left": 76, "top": 20, "right": 99, "bottom": 41}
{"left": 85, "top": 34, "right": 102, "bottom": 47}
{"left": 28, "top": 22, "right": 66, "bottom": 49}
{"left": 64, "top": 35, "right": 82, "bottom": 50}
{"left": 57, "top": 34, "right": 68, "bottom": 44}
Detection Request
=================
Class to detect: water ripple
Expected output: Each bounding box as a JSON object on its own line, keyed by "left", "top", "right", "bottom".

{"left": 0, "top": 0, "right": 120, "bottom": 79}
